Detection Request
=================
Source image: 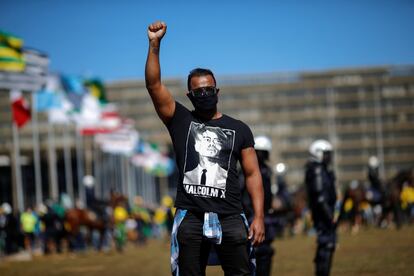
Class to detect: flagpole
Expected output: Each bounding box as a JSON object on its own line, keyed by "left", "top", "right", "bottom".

{"left": 12, "top": 122, "right": 25, "bottom": 212}
{"left": 150, "top": 174, "right": 155, "bottom": 204}
{"left": 136, "top": 166, "right": 141, "bottom": 197}
{"left": 101, "top": 151, "right": 106, "bottom": 199}
{"left": 113, "top": 154, "right": 117, "bottom": 193}
{"left": 104, "top": 152, "right": 109, "bottom": 199}
{"left": 76, "top": 129, "right": 85, "bottom": 204}
{"left": 109, "top": 153, "right": 114, "bottom": 193}
{"left": 142, "top": 169, "right": 147, "bottom": 203}
{"left": 47, "top": 121, "right": 58, "bottom": 201}
{"left": 63, "top": 123, "right": 74, "bottom": 201}
{"left": 130, "top": 161, "right": 137, "bottom": 203}
{"left": 149, "top": 173, "right": 154, "bottom": 204}
{"left": 120, "top": 154, "right": 125, "bottom": 195}
{"left": 125, "top": 156, "right": 132, "bottom": 206}
{"left": 93, "top": 140, "right": 100, "bottom": 199}
{"left": 119, "top": 155, "right": 123, "bottom": 193}
{"left": 31, "top": 92, "right": 43, "bottom": 206}
{"left": 115, "top": 154, "right": 121, "bottom": 193}
{"left": 139, "top": 167, "right": 144, "bottom": 199}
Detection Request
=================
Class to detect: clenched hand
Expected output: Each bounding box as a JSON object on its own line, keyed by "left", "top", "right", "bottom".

{"left": 147, "top": 21, "right": 167, "bottom": 43}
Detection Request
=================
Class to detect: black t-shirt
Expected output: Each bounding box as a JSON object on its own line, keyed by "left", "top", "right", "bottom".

{"left": 166, "top": 102, "right": 255, "bottom": 215}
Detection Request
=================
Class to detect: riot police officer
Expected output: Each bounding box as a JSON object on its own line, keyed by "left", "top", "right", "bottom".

{"left": 367, "top": 156, "right": 383, "bottom": 205}
{"left": 241, "top": 135, "right": 275, "bottom": 276}
{"left": 366, "top": 156, "right": 384, "bottom": 225}
{"left": 305, "top": 139, "right": 337, "bottom": 276}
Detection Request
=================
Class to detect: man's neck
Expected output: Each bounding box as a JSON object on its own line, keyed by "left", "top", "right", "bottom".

{"left": 194, "top": 109, "right": 222, "bottom": 121}
{"left": 199, "top": 157, "right": 217, "bottom": 168}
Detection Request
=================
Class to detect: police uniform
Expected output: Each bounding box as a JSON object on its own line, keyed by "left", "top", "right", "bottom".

{"left": 305, "top": 160, "right": 337, "bottom": 276}
{"left": 241, "top": 153, "right": 275, "bottom": 276}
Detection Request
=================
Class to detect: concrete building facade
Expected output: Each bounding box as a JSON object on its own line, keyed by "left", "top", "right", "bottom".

{"left": 0, "top": 65, "right": 413, "bottom": 207}
{"left": 106, "top": 66, "right": 414, "bottom": 188}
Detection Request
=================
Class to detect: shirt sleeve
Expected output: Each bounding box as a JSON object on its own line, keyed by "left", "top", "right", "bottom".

{"left": 240, "top": 121, "right": 255, "bottom": 149}
{"left": 165, "top": 101, "right": 190, "bottom": 131}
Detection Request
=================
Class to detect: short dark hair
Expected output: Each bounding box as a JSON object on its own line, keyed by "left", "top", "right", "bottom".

{"left": 187, "top": 68, "right": 217, "bottom": 91}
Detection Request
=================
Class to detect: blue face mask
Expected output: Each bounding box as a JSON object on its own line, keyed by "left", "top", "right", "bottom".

{"left": 187, "top": 86, "right": 219, "bottom": 112}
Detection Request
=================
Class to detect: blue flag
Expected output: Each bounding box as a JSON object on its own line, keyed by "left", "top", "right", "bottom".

{"left": 34, "top": 90, "right": 61, "bottom": 111}
{"left": 61, "top": 75, "right": 86, "bottom": 110}
{"left": 61, "top": 75, "right": 86, "bottom": 95}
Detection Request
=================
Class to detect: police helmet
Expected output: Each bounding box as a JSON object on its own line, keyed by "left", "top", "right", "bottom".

{"left": 309, "top": 139, "right": 333, "bottom": 162}
{"left": 368, "top": 156, "right": 379, "bottom": 169}
{"left": 254, "top": 135, "right": 272, "bottom": 151}
{"left": 83, "top": 175, "right": 95, "bottom": 188}
{"left": 275, "top": 163, "right": 287, "bottom": 175}
{"left": 1, "top": 202, "right": 12, "bottom": 215}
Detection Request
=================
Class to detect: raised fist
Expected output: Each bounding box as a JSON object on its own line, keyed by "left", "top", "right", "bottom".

{"left": 147, "top": 21, "right": 167, "bottom": 42}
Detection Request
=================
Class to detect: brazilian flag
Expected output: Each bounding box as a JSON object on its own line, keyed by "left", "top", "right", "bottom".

{"left": 0, "top": 30, "right": 25, "bottom": 72}
{"left": 84, "top": 78, "right": 107, "bottom": 104}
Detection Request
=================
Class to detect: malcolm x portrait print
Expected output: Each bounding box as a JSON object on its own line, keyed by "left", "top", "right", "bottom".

{"left": 183, "top": 122, "right": 235, "bottom": 191}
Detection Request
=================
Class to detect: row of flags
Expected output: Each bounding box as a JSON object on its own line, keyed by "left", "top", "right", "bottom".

{"left": 9, "top": 73, "right": 115, "bottom": 130}
{"left": 9, "top": 74, "right": 174, "bottom": 176}
{"left": 2, "top": 29, "right": 175, "bottom": 177}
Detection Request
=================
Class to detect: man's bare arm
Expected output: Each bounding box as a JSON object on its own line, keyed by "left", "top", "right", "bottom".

{"left": 145, "top": 21, "right": 175, "bottom": 124}
{"left": 241, "top": 147, "right": 265, "bottom": 245}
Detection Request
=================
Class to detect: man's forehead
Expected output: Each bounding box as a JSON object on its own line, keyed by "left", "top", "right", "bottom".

{"left": 190, "top": 75, "right": 215, "bottom": 89}
{"left": 202, "top": 130, "right": 218, "bottom": 138}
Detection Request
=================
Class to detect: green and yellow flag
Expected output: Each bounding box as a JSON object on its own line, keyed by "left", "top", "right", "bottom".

{"left": 84, "top": 78, "right": 107, "bottom": 104}
{"left": 0, "top": 30, "right": 25, "bottom": 72}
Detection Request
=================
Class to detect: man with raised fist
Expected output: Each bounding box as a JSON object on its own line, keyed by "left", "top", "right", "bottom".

{"left": 145, "top": 21, "right": 265, "bottom": 276}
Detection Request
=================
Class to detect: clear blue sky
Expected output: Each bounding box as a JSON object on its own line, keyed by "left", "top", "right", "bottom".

{"left": 1, "top": 0, "right": 414, "bottom": 81}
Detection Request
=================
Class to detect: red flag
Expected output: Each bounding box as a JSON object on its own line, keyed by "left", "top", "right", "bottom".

{"left": 79, "top": 112, "right": 121, "bottom": 135}
{"left": 10, "top": 90, "right": 31, "bottom": 128}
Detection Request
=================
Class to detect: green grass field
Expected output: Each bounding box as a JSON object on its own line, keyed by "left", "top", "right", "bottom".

{"left": 1, "top": 226, "right": 413, "bottom": 276}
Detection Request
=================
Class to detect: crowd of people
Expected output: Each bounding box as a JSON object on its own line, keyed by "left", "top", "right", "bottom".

{"left": 266, "top": 159, "right": 414, "bottom": 239}
{"left": 0, "top": 158, "right": 413, "bottom": 276}
{"left": 0, "top": 194, "right": 175, "bottom": 257}
{"left": 0, "top": 157, "right": 412, "bottom": 258}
